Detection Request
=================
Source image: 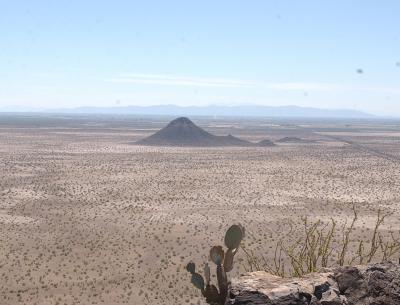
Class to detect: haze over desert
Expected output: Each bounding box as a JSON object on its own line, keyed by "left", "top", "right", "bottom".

{"left": 1, "top": 114, "right": 399, "bottom": 305}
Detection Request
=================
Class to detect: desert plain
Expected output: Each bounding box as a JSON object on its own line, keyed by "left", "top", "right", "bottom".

{"left": 0, "top": 114, "right": 400, "bottom": 305}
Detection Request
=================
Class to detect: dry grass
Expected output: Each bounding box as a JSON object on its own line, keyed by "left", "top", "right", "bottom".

{"left": 242, "top": 206, "right": 400, "bottom": 277}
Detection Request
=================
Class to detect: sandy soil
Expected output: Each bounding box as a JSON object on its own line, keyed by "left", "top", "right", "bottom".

{"left": 0, "top": 114, "right": 399, "bottom": 305}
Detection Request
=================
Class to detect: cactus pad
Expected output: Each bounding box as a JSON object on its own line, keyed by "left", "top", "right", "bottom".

{"left": 204, "top": 263, "right": 211, "bottom": 284}
{"left": 191, "top": 272, "right": 205, "bottom": 291}
{"left": 204, "top": 284, "right": 220, "bottom": 304}
{"left": 210, "top": 246, "right": 224, "bottom": 265}
{"left": 223, "top": 248, "right": 235, "bottom": 272}
{"left": 186, "top": 261, "right": 196, "bottom": 274}
{"left": 224, "top": 224, "right": 244, "bottom": 249}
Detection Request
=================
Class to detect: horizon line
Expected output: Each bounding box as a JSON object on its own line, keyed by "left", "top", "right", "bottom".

{"left": 0, "top": 104, "right": 394, "bottom": 119}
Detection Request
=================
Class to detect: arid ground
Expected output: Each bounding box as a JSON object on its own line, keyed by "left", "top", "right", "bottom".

{"left": 1, "top": 114, "right": 400, "bottom": 305}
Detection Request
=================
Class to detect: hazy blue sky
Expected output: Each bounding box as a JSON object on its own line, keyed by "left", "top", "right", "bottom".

{"left": 1, "top": 1, "right": 399, "bottom": 115}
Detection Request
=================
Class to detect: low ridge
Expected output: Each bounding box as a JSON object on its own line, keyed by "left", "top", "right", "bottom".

{"left": 276, "top": 136, "right": 312, "bottom": 143}
{"left": 136, "top": 117, "right": 274, "bottom": 147}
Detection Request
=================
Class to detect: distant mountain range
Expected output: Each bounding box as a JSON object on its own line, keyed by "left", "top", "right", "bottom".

{"left": 0, "top": 105, "right": 376, "bottom": 118}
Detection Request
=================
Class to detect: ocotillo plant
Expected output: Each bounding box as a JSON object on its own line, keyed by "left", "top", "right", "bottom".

{"left": 186, "top": 224, "right": 245, "bottom": 305}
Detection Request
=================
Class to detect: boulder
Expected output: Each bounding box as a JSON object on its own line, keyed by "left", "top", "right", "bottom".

{"left": 228, "top": 262, "right": 400, "bottom": 305}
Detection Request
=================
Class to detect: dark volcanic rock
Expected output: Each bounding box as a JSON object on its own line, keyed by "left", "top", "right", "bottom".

{"left": 258, "top": 139, "right": 275, "bottom": 147}
{"left": 228, "top": 262, "right": 400, "bottom": 305}
{"left": 136, "top": 117, "right": 217, "bottom": 146}
{"left": 276, "top": 137, "right": 311, "bottom": 143}
{"left": 136, "top": 117, "right": 274, "bottom": 147}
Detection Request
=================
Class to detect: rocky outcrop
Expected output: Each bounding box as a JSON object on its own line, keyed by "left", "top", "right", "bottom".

{"left": 228, "top": 262, "right": 400, "bottom": 305}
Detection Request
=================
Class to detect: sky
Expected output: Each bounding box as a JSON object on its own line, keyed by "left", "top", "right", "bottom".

{"left": 0, "top": 0, "right": 399, "bottom": 116}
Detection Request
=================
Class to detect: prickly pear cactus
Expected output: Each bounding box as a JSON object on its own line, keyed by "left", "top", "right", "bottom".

{"left": 204, "top": 263, "right": 211, "bottom": 285}
{"left": 210, "top": 246, "right": 224, "bottom": 265}
{"left": 223, "top": 248, "right": 235, "bottom": 272}
{"left": 186, "top": 261, "right": 205, "bottom": 292}
{"left": 186, "top": 224, "right": 245, "bottom": 305}
{"left": 225, "top": 224, "right": 244, "bottom": 250}
{"left": 191, "top": 272, "right": 205, "bottom": 291}
{"left": 186, "top": 261, "right": 196, "bottom": 274}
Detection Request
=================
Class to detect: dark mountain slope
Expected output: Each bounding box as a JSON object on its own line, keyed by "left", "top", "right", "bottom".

{"left": 136, "top": 117, "right": 273, "bottom": 147}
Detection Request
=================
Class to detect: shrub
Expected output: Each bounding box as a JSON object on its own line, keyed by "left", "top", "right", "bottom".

{"left": 242, "top": 206, "right": 400, "bottom": 277}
